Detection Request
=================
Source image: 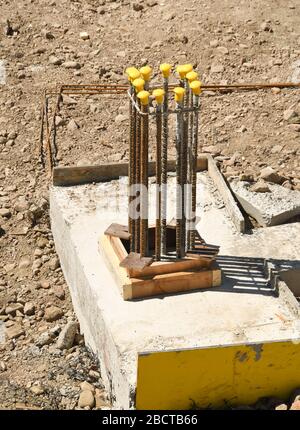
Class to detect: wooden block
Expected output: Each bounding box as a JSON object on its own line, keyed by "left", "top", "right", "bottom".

{"left": 99, "top": 234, "right": 221, "bottom": 301}
{"left": 104, "top": 223, "right": 130, "bottom": 240}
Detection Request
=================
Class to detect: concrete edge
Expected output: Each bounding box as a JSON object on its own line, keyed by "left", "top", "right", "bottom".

{"left": 49, "top": 188, "right": 134, "bottom": 409}
{"left": 206, "top": 155, "right": 245, "bottom": 233}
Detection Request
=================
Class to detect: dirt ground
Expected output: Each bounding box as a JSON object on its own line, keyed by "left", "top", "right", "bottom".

{"left": 0, "top": 0, "right": 300, "bottom": 410}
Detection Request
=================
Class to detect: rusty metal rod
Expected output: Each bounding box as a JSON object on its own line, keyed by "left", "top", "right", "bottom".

{"left": 190, "top": 92, "right": 200, "bottom": 249}
{"left": 155, "top": 103, "right": 162, "bottom": 261}
{"left": 161, "top": 78, "right": 169, "bottom": 255}
{"left": 140, "top": 103, "right": 149, "bottom": 257}
{"left": 135, "top": 99, "right": 141, "bottom": 253}
{"left": 128, "top": 85, "right": 135, "bottom": 252}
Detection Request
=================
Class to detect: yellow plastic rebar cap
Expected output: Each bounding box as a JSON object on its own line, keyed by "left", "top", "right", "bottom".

{"left": 132, "top": 78, "right": 145, "bottom": 93}
{"left": 152, "top": 88, "right": 165, "bottom": 104}
{"left": 137, "top": 90, "right": 150, "bottom": 105}
{"left": 177, "top": 64, "right": 193, "bottom": 79}
{"left": 140, "top": 65, "right": 152, "bottom": 82}
{"left": 125, "top": 67, "right": 140, "bottom": 82}
{"left": 186, "top": 71, "right": 198, "bottom": 83}
{"left": 160, "top": 63, "right": 172, "bottom": 78}
{"left": 190, "top": 80, "right": 202, "bottom": 95}
{"left": 174, "top": 87, "right": 185, "bottom": 102}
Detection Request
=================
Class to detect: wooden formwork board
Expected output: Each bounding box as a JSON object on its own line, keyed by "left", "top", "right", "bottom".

{"left": 99, "top": 233, "right": 221, "bottom": 301}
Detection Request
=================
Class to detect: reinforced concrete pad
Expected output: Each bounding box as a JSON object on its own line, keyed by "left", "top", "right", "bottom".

{"left": 50, "top": 173, "right": 300, "bottom": 409}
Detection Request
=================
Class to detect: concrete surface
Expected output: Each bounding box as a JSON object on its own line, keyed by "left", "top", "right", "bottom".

{"left": 50, "top": 173, "right": 300, "bottom": 409}
{"left": 230, "top": 180, "right": 300, "bottom": 227}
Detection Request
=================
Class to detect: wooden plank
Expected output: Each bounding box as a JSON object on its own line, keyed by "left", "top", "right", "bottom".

{"left": 129, "top": 269, "right": 219, "bottom": 300}
{"left": 129, "top": 257, "right": 214, "bottom": 278}
{"left": 207, "top": 154, "right": 245, "bottom": 233}
{"left": 53, "top": 156, "right": 208, "bottom": 186}
{"left": 99, "top": 233, "right": 221, "bottom": 300}
{"left": 98, "top": 234, "right": 130, "bottom": 297}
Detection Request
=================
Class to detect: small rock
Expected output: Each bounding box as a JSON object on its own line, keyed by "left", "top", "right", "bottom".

{"left": 57, "top": 321, "right": 78, "bottom": 350}
{"left": 49, "top": 257, "right": 60, "bottom": 270}
{"left": 53, "top": 285, "right": 65, "bottom": 300}
{"left": 284, "top": 109, "right": 300, "bottom": 124}
{"left": 0, "top": 361, "right": 7, "bottom": 371}
{"left": 80, "top": 31, "right": 90, "bottom": 40}
{"left": 44, "top": 306, "right": 64, "bottom": 322}
{"left": 18, "top": 256, "right": 31, "bottom": 269}
{"left": 6, "top": 303, "right": 24, "bottom": 316}
{"left": 133, "top": 3, "right": 143, "bottom": 11}
{"left": 35, "top": 332, "right": 54, "bottom": 347}
{"left": 211, "top": 64, "right": 224, "bottom": 73}
{"left": 67, "top": 119, "right": 79, "bottom": 132}
{"left": 260, "top": 166, "right": 284, "bottom": 184}
{"left": 6, "top": 324, "right": 25, "bottom": 339}
{"left": 24, "top": 302, "right": 35, "bottom": 316}
{"left": 64, "top": 61, "right": 81, "bottom": 70}
{"left": 239, "top": 173, "right": 254, "bottom": 182}
{"left": 216, "top": 46, "right": 229, "bottom": 55}
{"left": 80, "top": 381, "right": 95, "bottom": 393}
{"left": 30, "top": 383, "right": 45, "bottom": 395}
{"left": 289, "top": 124, "right": 300, "bottom": 132}
{"left": 261, "top": 21, "right": 273, "bottom": 32}
{"left": 275, "top": 404, "right": 288, "bottom": 410}
{"left": 271, "top": 144, "right": 283, "bottom": 154}
{"left": 49, "top": 55, "right": 62, "bottom": 66}
{"left": 250, "top": 180, "right": 270, "bottom": 193}
{"left": 0, "top": 208, "right": 11, "bottom": 218}
{"left": 290, "top": 400, "right": 300, "bottom": 410}
{"left": 39, "top": 279, "right": 50, "bottom": 289}
{"left": 14, "top": 198, "right": 30, "bottom": 212}
{"left": 78, "top": 390, "right": 95, "bottom": 409}
{"left": 115, "top": 114, "right": 127, "bottom": 124}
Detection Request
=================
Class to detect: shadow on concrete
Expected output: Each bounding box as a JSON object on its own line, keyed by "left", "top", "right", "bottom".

{"left": 214, "top": 255, "right": 273, "bottom": 296}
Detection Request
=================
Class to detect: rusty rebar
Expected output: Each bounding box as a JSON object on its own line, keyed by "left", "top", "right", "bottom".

{"left": 190, "top": 93, "right": 199, "bottom": 249}
{"left": 155, "top": 104, "right": 162, "bottom": 261}
{"left": 140, "top": 104, "right": 149, "bottom": 257}
{"left": 135, "top": 98, "right": 141, "bottom": 253}
{"left": 175, "top": 99, "right": 184, "bottom": 259}
{"left": 161, "top": 78, "right": 169, "bottom": 255}
{"left": 128, "top": 86, "right": 135, "bottom": 252}
{"left": 187, "top": 85, "right": 194, "bottom": 250}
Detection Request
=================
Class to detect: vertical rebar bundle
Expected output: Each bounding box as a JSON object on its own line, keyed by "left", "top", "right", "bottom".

{"left": 126, "top": 64, "right": 201, "bottom": 260}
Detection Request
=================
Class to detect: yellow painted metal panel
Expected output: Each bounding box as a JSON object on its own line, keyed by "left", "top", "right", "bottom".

{"left": 136, "top": 340, "right": 300, "bottom": 409}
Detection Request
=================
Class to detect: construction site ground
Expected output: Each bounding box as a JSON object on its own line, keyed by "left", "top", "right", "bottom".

{"left": 0, "top": 0, "right": 300, "bottom": 410}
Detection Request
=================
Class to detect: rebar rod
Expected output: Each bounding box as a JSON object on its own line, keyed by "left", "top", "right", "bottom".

{"left": 135, "top": 98, "right": 141, "bottom": 253}
{"left": 175, "top": 98, "right": 184, "bottom": 259}
{"left": 161, "top": 77, "right": 169, "bottom": 255}
{"left": 140, "top": 103, "right": 149, "bottom": 257}
{"left": 155, "top": 103, "right": 162, "bottom": 261}
{"left": 187, "top": 85, "right": 194, "bottom": 250}
{"left": 128, "top": 86, "right": 135, "bottom": 252}
{"left": 190, "top": 93, "right": 200, "bottom": 249}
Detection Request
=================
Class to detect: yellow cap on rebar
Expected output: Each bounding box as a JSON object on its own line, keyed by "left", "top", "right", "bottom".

{"left": 177, "top": 64, "right": 193, "bottom": 79}
{"left": 140, "top": 65, "right": 152, "bottom": 82}
{"left": 152, "top": 88, "right": 165, "bottom": 105}
{"left": 190, "top": 80, "right": 202, "bottom": 96}
{"left": 132, "top": 78, "right": 145, "bottom": 93}
{"left": 125, "top": 67, "right": 140, "bottom": 82}
{"left": 186, "top": 71, "right": 198, "bottom": 83}
{"left": 174, "top": 87, "right": 185, "bottom": 102}
{"left": 137, "top": 90, "right": 150, "bottom": 105}
{"left": 160, "top": 63, "right": 172, "bottom": 78}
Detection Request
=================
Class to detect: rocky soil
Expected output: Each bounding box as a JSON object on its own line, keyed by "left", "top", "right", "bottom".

{"left": 0, "top": 0, "right": 299, "bottom": 409}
